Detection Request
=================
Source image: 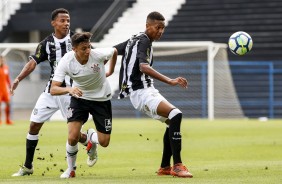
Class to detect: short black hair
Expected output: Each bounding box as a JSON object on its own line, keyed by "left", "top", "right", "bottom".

{"left": 146, "top": 11, "right": 165, "bottom": 22}
{"left": 71, "top": 32, "right": 92, "bottom": 47}
{"left": 51, "top": 8, "right": 69, "bottom": 20}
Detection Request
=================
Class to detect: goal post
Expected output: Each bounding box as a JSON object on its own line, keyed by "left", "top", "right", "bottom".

{"left": 152, "top": 41, "right": 244, "bottom": 120}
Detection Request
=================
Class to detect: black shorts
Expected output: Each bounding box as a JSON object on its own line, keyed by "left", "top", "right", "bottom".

{"left": 67, "top": 97, "right": 112, "bottom": 134}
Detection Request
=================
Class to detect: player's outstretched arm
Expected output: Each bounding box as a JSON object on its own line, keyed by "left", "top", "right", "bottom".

{"left": 10, "top": 59, "right": 37, "bottom": 95}
{"left": 140, "top": 63, "right": 188, "bottom": 89}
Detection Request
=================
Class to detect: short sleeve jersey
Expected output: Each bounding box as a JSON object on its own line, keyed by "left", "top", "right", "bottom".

{"left": 29, "top": 31, "right": 73, "bottom": 93}
{"left": 114, "top": 32, "right": 153, "bottom": 99}
{"left": 53, "top": 48, "right": 115, "bottom": 101}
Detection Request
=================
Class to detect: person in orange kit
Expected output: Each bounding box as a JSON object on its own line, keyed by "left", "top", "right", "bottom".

{"left": 0, "top": 55, "right": 13, "bottom": 125}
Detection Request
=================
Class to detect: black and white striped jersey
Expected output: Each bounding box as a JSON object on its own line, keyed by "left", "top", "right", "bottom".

{"left": 29, "top": 31, "right": 74, "bottom": 93}
{"left": 114, "top": 33, "right": 154, "bottom": 99}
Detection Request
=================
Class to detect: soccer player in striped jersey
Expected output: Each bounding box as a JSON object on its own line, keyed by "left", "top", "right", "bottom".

{"left": 114, "top": 11, "right": 193, "bottom": 178}
{"left": 51, "top": 32, "right": 117, "bottom": 178}
{"left": 11, "top": 8, "right": 90, "bottom": 177}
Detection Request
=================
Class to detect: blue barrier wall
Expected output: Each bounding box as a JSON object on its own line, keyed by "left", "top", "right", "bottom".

{"left": 110, "top": 61, "right": 282, "bottom": 119}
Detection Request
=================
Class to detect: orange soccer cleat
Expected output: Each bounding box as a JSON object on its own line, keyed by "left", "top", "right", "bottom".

{"left": 6, "top": 120, "right": 13, "bottom": 125}
{"left": 157, "top": 166, "right": 171, "bottom": 175}
{"left": 170, "top": 163, "right": 193, "bottom": 178}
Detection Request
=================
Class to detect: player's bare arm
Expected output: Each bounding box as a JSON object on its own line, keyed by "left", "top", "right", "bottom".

{"left": 106, "top": 48, "right": 118, "bottom": 77}
{"left": 10, "top": 59, "right": 37, "bottom": 95}
{"left": 50, "top": 80, "right": 82, "bottom": 98}
{"left": 140, "top": 63, "right": 188, "bottom": 88}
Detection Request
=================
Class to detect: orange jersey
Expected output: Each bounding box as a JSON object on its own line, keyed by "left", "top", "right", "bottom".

{"left": 0, "top": 64, "right": 11, "bottom": 102}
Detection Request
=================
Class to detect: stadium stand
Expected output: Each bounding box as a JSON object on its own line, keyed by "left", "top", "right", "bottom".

{"left": 0, "top": 0, "right": 135, "bottom": 42}
{"left": 161, "top": 0, "right": 282, "bottom": 61}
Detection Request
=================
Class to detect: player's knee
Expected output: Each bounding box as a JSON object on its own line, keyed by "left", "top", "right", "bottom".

{"left": 68, "top": 135, "right": 80, "bottom": 146}
{"left": 100, "top": 142, "right": 109, "bottom": 147}
{"left": 99, "top": 138, "right": 110, "bottom": 147}
{"left": 29, "top": 122, "right": 44, "bottom": 134}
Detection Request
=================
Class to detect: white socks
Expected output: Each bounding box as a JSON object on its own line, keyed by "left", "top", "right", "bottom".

{"left": 26, "top": 133, "right": 39, "bottom": 140}
{"left": 168, "top": 108, "right": 182, "bottom": 120}
{"left": 90, "top": 131, "right": 99, "bottom": 145}
{"left": 66, "top": 142, "right": 78, "bottom": 171}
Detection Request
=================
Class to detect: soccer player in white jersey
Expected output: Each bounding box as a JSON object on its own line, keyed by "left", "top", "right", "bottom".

{"left": 114, "top": 11, "right": 193, "bottom": 178}
{"left": 11, "top": 8, "right": 90, "bottom": 177}
{"left": 50, "top": 32, "right": 117, "bottom": 178}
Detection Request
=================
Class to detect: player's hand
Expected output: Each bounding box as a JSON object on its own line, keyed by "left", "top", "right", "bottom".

{"left": 169, "top": 77, "right": 188, "bottom": 89}
{"left": 10, "top": 78, "right": 20, "bottom": 96}
{"left": 69, "top": 87, "right": 83, "bottom": 98}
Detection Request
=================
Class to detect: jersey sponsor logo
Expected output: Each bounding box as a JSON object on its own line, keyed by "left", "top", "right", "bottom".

{"left": 35, "top": 45, "right": 42, "bottom": 58}
{"left": 105, "top": 119, "right": 112, "bottom": 131}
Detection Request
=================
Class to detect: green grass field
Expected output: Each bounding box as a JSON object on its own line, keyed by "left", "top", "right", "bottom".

{"left": 0, "top": 118, "right": 281, "bottom": 184}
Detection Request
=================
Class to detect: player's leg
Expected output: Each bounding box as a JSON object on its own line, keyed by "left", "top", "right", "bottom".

{"left": 56, "top": 95, "right": 88, "bottom": 145}
{"left": 0, "top": 101, "right": 2, "bottom": 124}
{"left": 86, "top": 100, "right": 112, "bottom": 167}
{"left": 131, "top": 88, "right": 192, "bottom": 178}
{"left": 60, "top": 97, "right": 89, "bottom": 178}
{"left": 60, "top": 121, "right": 82, "bottom": 179}
{"left": 130, "top": 88, "right": 172, "bottom": 175}
{"left": 12, "top": 93, "right": 59, "bottom": 177}
{"left": 157, "top": 101, "right": 193, "bottom": 178}
{"left": 157, "top": 123, "right": 172, "bottom": 175}
{"left": 2, "top": 89, "right": 13, "bottom": 124}
{"left": 5, "top": 101, "right": 13, "bottom": 124}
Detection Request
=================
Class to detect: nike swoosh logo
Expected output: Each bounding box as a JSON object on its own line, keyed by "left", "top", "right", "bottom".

{"left": 72, "top": 71, "right": 79, "bottom": 75}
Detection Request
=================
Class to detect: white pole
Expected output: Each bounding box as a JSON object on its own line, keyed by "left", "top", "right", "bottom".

{"left": 208, "top": 43, "right": 214, "bottom": 120}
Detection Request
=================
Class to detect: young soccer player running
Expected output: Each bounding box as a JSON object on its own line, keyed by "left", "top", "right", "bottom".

{"left": 50, "top": 32, "right": 117, "bottom": 178}
{"left": 11, "top": 8, "right": 92, "bottom": 177}
{"left": 114, "top": 11, "right": 193, "bottom": 178}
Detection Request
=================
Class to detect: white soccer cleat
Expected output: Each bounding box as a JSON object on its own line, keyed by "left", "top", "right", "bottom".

{"left": 60, "top": 168, "right": 75, "bottom": 179}
{"left": 12, "top": 166, "right": 33, "bottom": 176}
{"left": 86, "top": 128, "right": 98, "bottom": 167}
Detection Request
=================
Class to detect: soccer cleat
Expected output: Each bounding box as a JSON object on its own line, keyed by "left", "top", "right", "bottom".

{"left": 170, "top": 163, "right": 193, "bottom": 178}
{"left": 6, "top": 120, "right": 13, "bottom": 125}
{"left": 157, "top": 166, "right": 172, "bottom": 175}
{"left": 86, "top": 128, "right": 98, "bottom": 167}
{"left": 12, "top": 166, "right": 33, "bottom": 176}
{"left": 60, "top": 168, "right": 75, "bottom": 179}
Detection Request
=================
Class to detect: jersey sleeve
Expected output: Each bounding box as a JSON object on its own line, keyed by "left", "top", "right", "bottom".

{"left": 137, "top": 36, "right": 151, "bottom": 64}
{"left": 29, "top": 39, "right": 48, "bottom": 64}
{"left": 94, "top": 48, "right": 115, "bottom": 63}
{"left": 52, "top": 56, "right": 67, "bottom": 82}
{"left": 114, "top": 40, "right": 129, "bottom": 55}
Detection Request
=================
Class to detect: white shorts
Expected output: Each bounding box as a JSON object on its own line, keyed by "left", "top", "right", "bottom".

{"left": 130, "top": 87, "right": 168, "bottom": 122}
{"left": 30, "top": 92, "right": 70, "bottom": 123}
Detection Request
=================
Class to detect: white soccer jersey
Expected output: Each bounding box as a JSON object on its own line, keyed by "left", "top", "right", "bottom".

{"left": 53, "top": 48, "right": 115, "bottom": 101}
